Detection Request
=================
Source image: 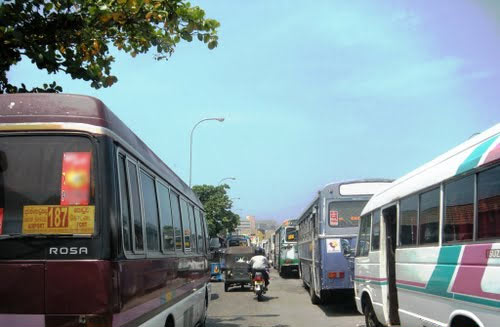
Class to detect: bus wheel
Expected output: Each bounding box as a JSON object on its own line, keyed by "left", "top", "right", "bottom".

{"left": 363, "top": 299, "right": 382, "bottom": 327}
{"left": 224, "top": 283, "right": 229, "bottom": 292}
{"left": 309, "top": 284, "right": 321, "bottom": 305}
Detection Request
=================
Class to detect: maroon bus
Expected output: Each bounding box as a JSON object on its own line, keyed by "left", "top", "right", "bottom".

{"left": 0, "top": 94, "right": 211, "bottom": 327}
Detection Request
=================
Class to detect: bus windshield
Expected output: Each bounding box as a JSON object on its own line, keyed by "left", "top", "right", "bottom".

{"left": 285, "top": 227, "right": 297, "bottom": 242}
{"left": 327, "top": 201, "right": 367, "bottom": 228}
{"left": 0, "top": 135, "right": 95, "bottom": 237}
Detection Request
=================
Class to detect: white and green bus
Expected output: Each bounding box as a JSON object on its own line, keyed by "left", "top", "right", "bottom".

{"left": 355, "top": 123, "right": 500, "bottom": 327}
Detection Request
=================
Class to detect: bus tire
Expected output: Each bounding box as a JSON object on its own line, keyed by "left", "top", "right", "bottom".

{"left": 309, "top": 284, "right": 322, "bottom": 305}
{"left": 363, "top": 298, "right": 382, "bottom": 327}
{"left": 224, "top": 283, "right": 229, "bottom": 292}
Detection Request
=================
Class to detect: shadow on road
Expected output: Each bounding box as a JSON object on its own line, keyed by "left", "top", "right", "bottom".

{"left": 275, "top": 272, "right": 300, "bottom": 280}
{"left": 317, "top": 297, "right": 361, "bottom": 317}
{"left": 225, "top": 287, "right": 252, "bottom": 293}
{"left": 207, "top": 314, "right": 287, "bottom": 327}
{"left": 211, "top": 293, "right": 219, "bottom": 301}
{"left": 258, "top": 295, "right": 278, "bottom": 302}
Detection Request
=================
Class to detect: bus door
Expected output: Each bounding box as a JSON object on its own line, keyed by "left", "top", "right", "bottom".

{"left": 382, "top": 204, "right": 400, "bottom": 325}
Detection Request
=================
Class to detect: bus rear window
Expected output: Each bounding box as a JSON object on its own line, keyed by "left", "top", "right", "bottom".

{"left": 286, "top": 227, "right": 297, "bottom": 241}
{"left": 328, "top": 201, "right": 367, "bottom": 228}
{"left": 0, "top": 136, "right": 95, "bottom": 236}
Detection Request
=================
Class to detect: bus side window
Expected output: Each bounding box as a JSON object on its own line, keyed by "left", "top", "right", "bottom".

{"left": 371, "top": 210, "right": 380, "bottom": 251}
{"left": 118, "top": 154, "right": 132, "bottom": 252}
{"left": 477, "top": 165, "right": 500, "bottom": 240}
{"left": 188, "top": 205, "right": 197, "bottom": 252}
{"left": 419, "top": 188, "right": 440, "bottom": 245}
{"left": 127, "top": 161, "right": 144, "bottom": 253}
{"left": 444, "top": 175, "right": 474, "bottom": 243}
{"left": 400, "top": 195, "right": 418, "bottom": 247}
{"left": 202, "top": 212, "right": 209, "bottom": 254}
{"left": 157, "top": 182, "right": 175, "bottom": 252}
{"left": 140, "top": 170, "right": 160, "bottom": 253}
{"left": 357, "top": 213, "right": 371, "bottom": 256}
{"left": 179, "top": 199, "right": 191, "bottom": 252}
{"left": 194, "top": 208, "right": 204, "bottom": 253}
{"left": 170, "top": 192, "right": 183, "bottom": 251}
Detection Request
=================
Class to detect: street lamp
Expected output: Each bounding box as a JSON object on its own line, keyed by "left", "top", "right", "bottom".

{"left": 218, "top": 177, "right": 236, "bottom": 185}
{"left": 230, "top": 197, "right": 240, "bottom": 201}
{"left": 189, "top": 117, "right": 225, "bottom": 187}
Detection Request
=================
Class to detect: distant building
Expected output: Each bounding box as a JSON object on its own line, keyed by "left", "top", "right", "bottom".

{"left": 235, "top": 216, "right": 253, "bottom": 235}
{"left": 255, "top": 219, "right": 277, "bottom": 232}
{"left": 235, "top": 217, "right": 278, "bottom": 239}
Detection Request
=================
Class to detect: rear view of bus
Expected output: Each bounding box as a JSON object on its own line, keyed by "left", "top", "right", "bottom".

{"left": 0, "top": 94, "right": 210, "bottom": 327}
{"left": 297, "top": 179, "right": 392, "bottom": 304}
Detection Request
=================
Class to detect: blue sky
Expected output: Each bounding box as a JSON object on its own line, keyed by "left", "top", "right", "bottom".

{"left": 8, "top": 0, "right": 500, "bottom": 222}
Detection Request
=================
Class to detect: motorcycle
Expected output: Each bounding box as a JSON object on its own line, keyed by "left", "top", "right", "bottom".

{"left": 252, "top": 271, "right": 267, "bottom": 301}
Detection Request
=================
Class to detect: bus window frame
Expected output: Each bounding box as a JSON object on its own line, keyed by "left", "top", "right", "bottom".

{"left": 116, "top": 147, "right": 207, "bottom": 259}
{"left": 442, "top": 172, "right": 476, "bottom": 245}
{"left": 117, "top": 149, "right": 145, "bottom": 258}
{"left": 398, "top": 194, "right": 419, "bottom": 248}
{"left": 356, "top": 212, "right": 372, "bottom": 257}
{"left": 125, "top": 158, "right": 146, "bottom": 256}
{"left": 155, "top": 179, "right": 176, "bottom": 255}
{"left": 138, "top": 166, "right": 163, "bottom": 258}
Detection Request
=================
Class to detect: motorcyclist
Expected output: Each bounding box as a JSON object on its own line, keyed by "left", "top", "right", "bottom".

{"left": 248, "top": 248, "right": 270, "bottom": 288}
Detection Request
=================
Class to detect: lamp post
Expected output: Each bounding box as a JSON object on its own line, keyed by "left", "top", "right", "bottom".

{"left": 189, "top": 117, "right": 225, "bottom": 187}
{"left": 218, "top": 177, "right": 236, "bottom": 185}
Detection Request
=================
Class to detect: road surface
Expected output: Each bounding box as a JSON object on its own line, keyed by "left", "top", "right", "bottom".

{"left": 206, "top": 269, "right": 365, "bottom": 327}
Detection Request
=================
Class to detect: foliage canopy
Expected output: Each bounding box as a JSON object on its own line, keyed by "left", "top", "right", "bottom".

{"left": 192, "top": 184, "right": 240, "bottom": 237}
{"left": 0, "top": 0, "right": 219, "bottom": 93}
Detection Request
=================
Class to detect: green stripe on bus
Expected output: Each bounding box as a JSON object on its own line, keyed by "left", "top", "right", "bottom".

{"left": 424, "top": 245, "right": 461, "bottom": 298}
{"left": 354, "top": 278, "right": 387, "bottom": 286}
{"left": 456, "top": 135, "right": 498, "bottom": 175}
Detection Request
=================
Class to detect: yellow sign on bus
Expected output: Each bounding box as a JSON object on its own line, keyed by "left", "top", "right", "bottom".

{"left": 22, "top": 205, "right": 95, "bottom": 234}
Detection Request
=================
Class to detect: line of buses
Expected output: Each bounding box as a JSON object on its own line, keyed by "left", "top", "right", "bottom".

{"left": 0, "top": 94, "right": 498, "bottom": 327}
{"left": 266, "top": 125, "right": 499, "bottom": 327}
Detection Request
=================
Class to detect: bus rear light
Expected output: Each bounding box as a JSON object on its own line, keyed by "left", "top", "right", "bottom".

{"left": 328, "top": 271, "right": 345, "bottom": 279}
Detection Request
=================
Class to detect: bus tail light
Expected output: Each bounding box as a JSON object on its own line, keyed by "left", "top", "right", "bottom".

{"left": 328, "top": 271, "right": 345, "bottom": 279}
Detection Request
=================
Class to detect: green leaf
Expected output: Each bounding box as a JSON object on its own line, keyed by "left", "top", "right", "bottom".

{"left": 207, "top": 40, "right": 217, "bottom": 50}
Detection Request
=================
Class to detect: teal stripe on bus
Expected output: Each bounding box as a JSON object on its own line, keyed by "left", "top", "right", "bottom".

{"left": 456, "top": 135, "right": 499, "bottom": 175}
{"left": 397, "top": 245, "right": 500, "bottom": 309}
{"left": 354, "top": 278, "right": 387, "bottom": 286}
{"left": 423, "top": 246, "right": 461, "bottom": 298}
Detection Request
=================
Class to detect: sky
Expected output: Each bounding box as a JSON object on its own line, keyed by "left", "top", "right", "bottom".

{"left": 7, "top": 0, "right": 500, "bottom": 222}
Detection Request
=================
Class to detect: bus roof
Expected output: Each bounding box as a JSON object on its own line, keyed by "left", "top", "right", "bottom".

{"left": 0, "top": 93, "right": 202, "bottom": 208}
{"left": 296, "top": 178, "right": 393, "bottom": 224}
{"left": 362, "top": 123, "right": 500, "bottom": 215}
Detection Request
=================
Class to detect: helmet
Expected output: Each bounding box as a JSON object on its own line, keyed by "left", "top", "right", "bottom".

{"left": 255, "top": 247, "right": 265, "bottom": 255}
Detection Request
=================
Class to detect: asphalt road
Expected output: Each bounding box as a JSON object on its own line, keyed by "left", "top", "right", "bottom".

{"left": 206, "top": 269, "right": 365, "bottom": 327}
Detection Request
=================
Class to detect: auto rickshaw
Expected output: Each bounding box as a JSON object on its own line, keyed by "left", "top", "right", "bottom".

{"left": 222, "top": 245, "right": 254, "bottom": 292}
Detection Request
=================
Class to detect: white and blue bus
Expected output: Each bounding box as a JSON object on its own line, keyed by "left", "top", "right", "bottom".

{"left": 297, "top": 179, "right": 392, "bottom": 304}
{"left": 355, "top": 123, "right": 500, "bottom": 327}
